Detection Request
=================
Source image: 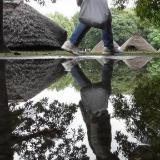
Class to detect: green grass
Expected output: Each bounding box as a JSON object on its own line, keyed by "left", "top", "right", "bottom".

{"left": 0, "top": 50, "right": 72, "bottom": 57}
{"left": 0, "top": 50, "right": 160, "bottom": 57}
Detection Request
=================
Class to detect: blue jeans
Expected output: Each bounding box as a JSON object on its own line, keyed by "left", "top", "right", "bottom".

{"left": 70, "top": 21, "right": 114, "bottom": 49}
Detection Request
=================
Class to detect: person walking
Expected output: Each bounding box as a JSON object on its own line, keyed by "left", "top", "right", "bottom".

{"left": 61, "top": 0, "right": 119, "bottom": 55}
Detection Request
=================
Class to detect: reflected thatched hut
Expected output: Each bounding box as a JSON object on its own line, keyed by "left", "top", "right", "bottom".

{"left": 123, "top": 57, "right": 152, "bottom": 70}
{"left": 120, "top": 34, "right": 156, "bottom": 52}
{"left": 92, "top": 40, "right": 120, "bottom": 53}
{"left": 3, "top": 1, "right": 67, "bottom": 50}
{"left": 6, "top": 59, "right": 65, "bottom": 101}
{"left": 120, "top": 34, "right": 155, "bottom": 70}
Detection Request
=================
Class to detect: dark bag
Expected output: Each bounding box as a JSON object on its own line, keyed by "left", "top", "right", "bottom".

{"left": 79, "top": 0, "right": 110, "bottom": 29}
{"left": 80, "top": 86, "right": 109, "bottom": 114}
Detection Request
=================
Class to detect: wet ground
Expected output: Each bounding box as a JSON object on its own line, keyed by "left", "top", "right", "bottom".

{"left": 0, "top": 56, "right": 160, "bottom": 160}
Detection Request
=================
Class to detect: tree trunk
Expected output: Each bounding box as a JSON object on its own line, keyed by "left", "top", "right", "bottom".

{"left": 0, "top": 60, "right": 13, "bottom": 160}
{"left": 0, "top": 0, "right": 10, "bottom": 53}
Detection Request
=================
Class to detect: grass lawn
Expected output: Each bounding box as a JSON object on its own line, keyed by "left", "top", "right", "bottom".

{"left": 0, "top": 50, "right": 160, "bottom": 58}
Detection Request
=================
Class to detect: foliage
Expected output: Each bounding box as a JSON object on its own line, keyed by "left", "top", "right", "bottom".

{"left": 79, "top": 60, "right": 102, "bottom": 83}
{"left": 112, "top": 62, "right": 143, "bottom": 94}
{"left": 136, "top": 0, "right": 160, "bottom": 26}
{"left": 115, "top": 131, "right": 137, "bottom": 158}
{"left": 49, "top": 73, "right": 74, "bottom": 91}
{"left": 48, "top": 12, "right": 74, "bottom": 37}
{"left": 9, "top": 98, "right": 88, "bottom": 160}
{"left": 147, "top": 59, "right": 160, "bottom": 77}
{"left": 113, "top": 0, "right": 160, "bottom": 26}
{"left": 51, "top": 128, "right": 89, "bottom": 160}
{"left": 111, "top": 9, "right": 139, "bottom": 45}
{"left": 111, "top": 76, "right": 160, "bottom": 159}
{"left": 147, "top": 28, "right": 160, "bottom": 50}
{"left": 49, "top": 60, "right": 146, "bottom": 94}
{"left": 112, "top": 9, "right": 160, "bottom": 47}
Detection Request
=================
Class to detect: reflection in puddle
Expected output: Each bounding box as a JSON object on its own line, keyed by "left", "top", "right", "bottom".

{"left": 0, "top": 57, "right": 160, "bottom": 160}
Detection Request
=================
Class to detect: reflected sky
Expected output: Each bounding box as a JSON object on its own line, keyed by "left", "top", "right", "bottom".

{"left": 26, "top": 87, "right": 139, "bottom": 160}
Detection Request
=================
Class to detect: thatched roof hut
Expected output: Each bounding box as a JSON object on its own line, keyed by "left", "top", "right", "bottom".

{"left": 120, "top": 34, "right": 155, "bottom": 70}
{"left": 6, "top": 59, "right": 65, "bottom": 101}
{"left": 3, "top": 1, "right": 67, "bottom": 50}
{"left": 120, "top": 34, "right": 156, "bottom": 52}
{"left": 91, "top": 40, "right": 120, "bottom": 52}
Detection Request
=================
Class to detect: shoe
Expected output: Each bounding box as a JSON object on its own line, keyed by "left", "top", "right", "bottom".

{"left": 61, "top": 40, "right": 80, "bottom": 55}
{"left": 103, "top": 47, "right": 122, "bottom": 55}
{"left": 62, "top": 59, "right": 77, "bottom": 72}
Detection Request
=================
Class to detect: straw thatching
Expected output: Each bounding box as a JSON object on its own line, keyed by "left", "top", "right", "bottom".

{"left": 6, "top": 59, "right": 65, "bottom": 101}
{"left": 120, "top": 34, "right": 157, "bottom": 52}
{"left": 120, "top": 34, "right": 155, "bottom": 70}
{"left": 3, "top": 1, "right": 67, "bottom": 50}
{"left": 91, "top": 40, "right": 120, "bottom": 52}
{"left": 123, "top": 57, "right": 152, "bottom": 70}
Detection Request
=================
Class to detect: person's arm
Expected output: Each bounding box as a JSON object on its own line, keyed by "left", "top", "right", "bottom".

{"left": 76, "top": 0, "right": 83, "bottom": 6}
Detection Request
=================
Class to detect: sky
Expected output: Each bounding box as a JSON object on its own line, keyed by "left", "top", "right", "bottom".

{"left": 25, "top": 0, "right": 134, "bottom": 19}
{"left": 26, "top": 0, "right": 80, "bottom": 19}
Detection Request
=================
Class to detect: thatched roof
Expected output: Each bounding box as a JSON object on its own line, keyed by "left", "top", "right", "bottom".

{"left": 123, "top": 57, "right": 152, "bottom": 70}
{"left": 3, "top": 1, "right": 67, "bottom": 51}
{"left": 6, "top": 59, "right": 65, "bottom": 101}
{"left": 120, "top": 34, "right": 156, "bottom": 52}
{"left": 91, "top": 40, "right": 120, "bottom": 52}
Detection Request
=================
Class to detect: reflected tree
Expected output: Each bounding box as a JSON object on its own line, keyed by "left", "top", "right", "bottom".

{"left": 49, "top": 73, "right": 74, "bottom": 91}
{"left": 50, "top": 60, "right": 102, "bottom": 91}
{"left": 0, "top": 60, "right": 13, "bottom": 159}
{"left": 0, "top": 1, "right": 9, "bottom": 52}
{"left": 112, "top": 76, "right": 160, "bottom": 159}
{"left": 0, "top": 75, "right": 88, "bottom": 160}
{"left": 10, "top": 99, "right": 89, "bottom": 160}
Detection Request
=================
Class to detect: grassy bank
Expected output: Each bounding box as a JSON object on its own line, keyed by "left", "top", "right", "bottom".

{"left": 0, "top": 50, "right": 160, "bottom": 57}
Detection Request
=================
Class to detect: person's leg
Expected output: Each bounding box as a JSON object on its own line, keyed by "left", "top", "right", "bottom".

{"left": 101, "top": 60, "right": 114, "bottom": 94}
{"left": 102, "top": 19, "right": 114, "bottom": 51}
{"left": 70, "top": 22, "right": 90, "bottom": 46}
{"left": 71, "top": 64, "right": 91, "bottom": 88}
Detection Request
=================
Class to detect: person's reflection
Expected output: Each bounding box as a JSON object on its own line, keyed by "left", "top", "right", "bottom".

{"left": 62, "top": 59, "right": 119, "bottom": 160}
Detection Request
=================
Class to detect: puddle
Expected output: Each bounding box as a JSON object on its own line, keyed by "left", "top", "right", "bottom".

{"left": 0, "top": 57, "right": 160, "bottom": 160}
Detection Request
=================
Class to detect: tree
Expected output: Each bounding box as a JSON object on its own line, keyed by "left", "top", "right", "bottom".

{"left": 147, "top": 28, "right": 160, "bottom": 50}
{"left": 11, "top": 99, "right": 88, "bottom": 159}
{"left": 0, "top": 60, "right": 13, "bottom": 160}
{"left": 111, "top": 76, "right": 160, "bottom": 159}
{"left": 112, "top": 9, "right": 138, "bottom": 45}
{"left": 0, "top": 88, "right": 88, "bottom": 160}
{"left": 147, "top": 59, "right": 160, "bottom": 77}
{"left": 48, "top": 12, "right": 74, "bottom": 37}
{"left": 0, "top": 0, "right": 9, "bottom": 52}
{"left": 113, "top": 0, "right": 160, "bottom": 26}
